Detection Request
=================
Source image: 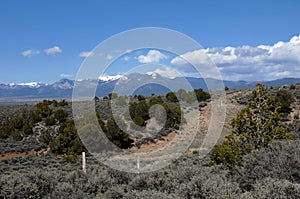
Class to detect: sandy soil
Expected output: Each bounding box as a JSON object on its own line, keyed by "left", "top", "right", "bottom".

{"left": 0, "top": 148, "right": 47, "bottom": 161}
{"left": 129, "top": 131, "right": 177, "bottom": 153}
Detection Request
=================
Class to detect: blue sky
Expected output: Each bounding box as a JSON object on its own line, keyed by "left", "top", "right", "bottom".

{"left": 1, "top": 0, "right": 300, "bottom": 83}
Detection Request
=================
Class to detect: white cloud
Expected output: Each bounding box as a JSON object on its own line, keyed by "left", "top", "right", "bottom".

{"left": 123, "top": 56, "right": 130, "bottom": 61}
{"left": 21, "top": 49, "right": 40, "bottom": 57}
{"left": 171, "top": 50, "right": 211, "bottom": 66}
{"left": 79, "top": 51, "right": 95, "bottom": 57}
{"left": 137, "top": 50, "right": 168, "bottom": 63}
{"left": 171, "top": 35, "right": 300, "bottom": 81}
{"left": 272, "top": 71, "right": 291, "bottom": 78}
{"left": 44, "top": 46, "right": 62, "bottom": 55}
{"left": 106, "top": 54, "right": 113, "bottom": 60}
{"left": 146, "top": 67, "right": 182, "bottom": 79}
{"left": 170, "top": 49, "right": 220, "bottom": 79}
{"left": 60, "top": 73, "right": 74, "bottom": 79}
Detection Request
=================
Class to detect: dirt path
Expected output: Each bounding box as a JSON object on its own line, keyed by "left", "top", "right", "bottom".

{"left": 129, "top": 131, "right": 177, "bottom": 153}
{"left": 187, "top": 91, "right": 245, "bottom": 154}
{"left": 0, "top": 148, "right": 48, "bottom": 161}
{"left": 105, "top": 91, "right": 244, "bottom": 165}
{"left": 285, "top": 97, "right": 300, "bottom": 125}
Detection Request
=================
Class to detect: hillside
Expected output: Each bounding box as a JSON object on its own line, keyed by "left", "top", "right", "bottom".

{"left": 0, "top": 84, "right": 300, "bottom": 198}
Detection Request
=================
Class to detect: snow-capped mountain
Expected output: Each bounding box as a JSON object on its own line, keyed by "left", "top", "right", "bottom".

{"left": 0, "top": 74, "right": 300, "bottom": 100}
{"left": 7, "top": 82, "right": 44, "bottom": 88}
{"left": 98, "top": 75, "right": 123, "bottom": 82}
{"left": 146, "top": 72, "right": 158, "bottom": 79}
{"left": 17, "top": 82, "right": 42, "bottom": 88}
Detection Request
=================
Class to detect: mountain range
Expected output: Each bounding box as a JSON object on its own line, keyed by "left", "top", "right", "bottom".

{"left": 1, "top": 73, "right": 300, "bottom": 100}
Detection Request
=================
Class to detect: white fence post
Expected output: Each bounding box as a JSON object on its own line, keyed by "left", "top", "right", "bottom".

{"left": 137, "top": 155, "right": 140, "bottom": 174}
{"left": 82, "top": 152, "right": 86, "bottom": 173}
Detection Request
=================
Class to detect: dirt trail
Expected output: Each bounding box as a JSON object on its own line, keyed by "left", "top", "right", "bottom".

{"left": 187, "top": 91, "right": 245, "bottom": 154}
{"left": 102, "top": 93, "right": 231, "bottom": 172}
{"left": 285, "top": 97, "right": 300, "bottom": 125}
{"left": 0, "top": 148, "right": 48, "bottom": 161}
{"left": 129, "top": 131, "right": 177, "bottom": 153}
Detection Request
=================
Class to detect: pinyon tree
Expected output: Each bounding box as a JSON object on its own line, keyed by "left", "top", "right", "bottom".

{"left": 210, "top": 83, "right": 293, "bottom": 168}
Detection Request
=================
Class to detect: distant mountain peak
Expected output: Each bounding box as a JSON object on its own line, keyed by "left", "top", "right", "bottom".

{"left": 52, "top": 79, "right": 74, "bottom": 89}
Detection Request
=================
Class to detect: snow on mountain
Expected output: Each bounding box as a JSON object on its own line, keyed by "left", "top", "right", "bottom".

{"left": 6, "top": 82, "right": 43, "bottom": 88}
{"left": 146, "top": 72, "right": 158, "bottom": 79}
{"left": 146, "top": 71, "right": 177, "bottom": 79}
{"left": 1, "top": 75, "right": 300, "bottom": 100}
{"left": 98, "top": 75, "right": 123, "bottom": 81}
{"left": 17, "top": 82, "right": 41, "bottom": 88}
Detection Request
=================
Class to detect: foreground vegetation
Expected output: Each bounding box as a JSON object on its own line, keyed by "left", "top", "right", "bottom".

{"left": 0, "top": 84, "right": 300, "bottom": 198}
{"left": 1, "top": 140, "right": 300, "bottom": 198}
{"left": 210, "top": 84, "right": 294, "bottom": 169}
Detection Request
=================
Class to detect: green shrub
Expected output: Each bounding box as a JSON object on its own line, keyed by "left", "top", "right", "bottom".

{"left": 194, "top": 88, "right": 210, "bottom": 102}
{"left": 166, "top": 92, "right": 178, "bottom": 103}
{"left": 57, "top": 99, "right": 68, "bottom": 106}
{"left": 22, "top": 122, "right": 33, "bottom": 135}
{"left": 54, "top": 108, "right": 68, "bottom": 123}
{"left": 29, "top": 110, "right": 42, "bottom": 123}
{"left": 0, "top": 125, "right": 8, "bottom": 139}
{"left": 11, "top": 129, "right": 22, "bottom": 141}
{"left": 36, "top": 102, "right": 52, "bottom": 118}
{"left": 45, "top": 116, "right": 56, "bottom": 126}
{"left": 163, "top": 103, "right": 183, "bottom": 129}
{"left": 290, "top": 84, "right": 296, "bottom": 89}
{"left": 49, "top": 120, "right": 86, "bottom": 155}
{"left": 133, "top": 116, "right": 146, "bottom": 126}
{"left": 52, "top": 100, "right": 58, "bottom": 107}
{"left": 129, "top": 100, "right": 149, "bottom": 121}
{"left": 11, "top": 115, "right": 24, "bottom": 130}
{"left": 149, "top": 96, "right": 163, "bottom": 106}
{"left": 63, "top": 154, "right": 78, "bottom": 162}
{"left": 275, "top": 89, "right": 294, "bottom": 114}
{"left": 106, "top": 118, "right": 133, "bottom": 149}
{"left": 41, "top": 131, "right": 53, "bottom": 145}
{"left": 136, "top": 95, "right": 146, "bottom": 101}
{"left": 210, "top": 135, "right": 246, "bottom": 169}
